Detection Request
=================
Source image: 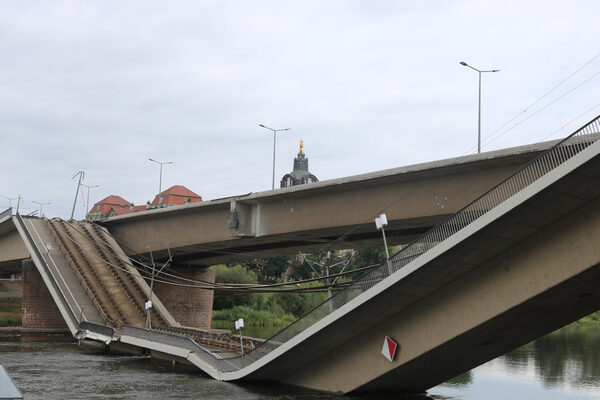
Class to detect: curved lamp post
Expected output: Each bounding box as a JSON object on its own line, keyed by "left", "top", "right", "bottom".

{"left": 32, "top": 201, "right": 50, "bottom": 218}
{"left": 460, "top": 61, "right": 500, "bottom": 153}
{"left": 149, "top": 158, "right": 174, "bottom": 196}
{"left": 259, "top": 124, "right": 291, "bottom": 190}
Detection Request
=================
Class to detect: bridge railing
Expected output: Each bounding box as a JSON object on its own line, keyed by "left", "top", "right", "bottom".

{"left": 44, "top": 218, "right": 112, "bottom": 326}
{"left": 228, "top": 115, "right": 600, "bottom": 366}
{"left": 13, "top": 214, "right": 80, "bottom": 330}
{"left": 0, "top": 208, "right": 12, "bottom": 220}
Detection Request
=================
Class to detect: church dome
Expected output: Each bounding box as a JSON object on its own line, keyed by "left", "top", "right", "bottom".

{"left": 280, "top": 140, "right": 318, "bottom": 188}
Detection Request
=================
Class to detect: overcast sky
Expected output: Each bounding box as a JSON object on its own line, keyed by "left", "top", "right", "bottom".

{"left": 1, "top": 0, "right": 599, "bottom": 219}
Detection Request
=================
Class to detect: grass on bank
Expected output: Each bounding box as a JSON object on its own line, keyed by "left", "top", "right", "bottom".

{"left": 0, "top": 297, "right": 21, "bottom": 326}
{"left": 211, "top": 305, "right": 295, "bottom": 328}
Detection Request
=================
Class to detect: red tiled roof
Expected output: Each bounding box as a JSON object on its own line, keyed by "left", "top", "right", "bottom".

{"left": 89, "top": 195, "right": 132, "bottom": 215}
{"left": 150, "top": 185, "right": 203, "bottom": 207}
{"left": 88, "top": 185, "right": 203, "bottom": 219}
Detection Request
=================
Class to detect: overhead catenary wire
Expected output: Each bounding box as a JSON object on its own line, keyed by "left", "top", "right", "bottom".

{"left": 98, "top": 215, "right": 384, "bottom": 289}
{"left": 538, "top": 102, "right": 600, "bottom": 142}
{"left": 481, "top": 69, "right": 600, "bottom": 150}
{"left": 57, "top": 218, "right": 380, "bottom": 292}
{"left": 464, "top": 52, "right": 600, "bottom": 155}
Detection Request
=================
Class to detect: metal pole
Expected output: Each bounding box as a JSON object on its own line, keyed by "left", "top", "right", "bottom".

{"left": 478, "top": 70, "right": 482, "bottom": 154}
{"left": 149, "top": 159, "right": 173, "bottom": 197}
{"left": 16, "top": 195, "right": 21, "bottom": 214}
{"left": 33, "top": 201, "right": 50, "bottom": 218}
{"left": 381, "top": 226, "right": 392, "bottom": 274}
{"left": 272, "top": 131, "right": 277, "bottom": 190}
{"left": 459, "top": 61, "right": 499, "bottom": 154}
{"left": 0, "top": 195, "right": 16, "bottom": 208}
{"left": 81, "top": 184, "right": 99, "bottom": 218}
{"left": 86, "top": 186, "right": 90, "bottom": 214}
{"left": 159, "top": 163, "right": 163, "bottom": 195}
{"left": 239, "top": 328, "right": 244, "bottom": 360}
{"left": 70, "top": 171, "right": 84, "bottom": 220}
{"left": 147, "top": 250, "right": 156, "bottom": 330}
{"left": 325, "top": 264, "right": 333, "bottom": 313}
{"left": 259, "top": 124, "right": 291, "bottom": 190}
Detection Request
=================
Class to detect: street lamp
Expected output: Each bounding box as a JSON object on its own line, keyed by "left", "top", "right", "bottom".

{"left": 81, "top": 184, "right": 100, "bottom": 217}
{"left": 149, "top": 158, "right": 174, "bottom": 196}
{"left": 259, "top": 124, "right": 291, "bottom": 190}
{"left": 375, "top": 213, "right": 393, "bottom": 274}
{"left": 0, "top": 195, "right": 17, "bottom": 208}
{"left": 32, "top": 201, "right": 50, "bottom": 218}
{"left": 460, "top": 61, "right": 500, "bottom": 154}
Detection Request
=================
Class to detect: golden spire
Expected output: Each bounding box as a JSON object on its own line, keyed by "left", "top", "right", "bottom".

{"left": 298, "top": 140, "right": 305, "bottom": 156}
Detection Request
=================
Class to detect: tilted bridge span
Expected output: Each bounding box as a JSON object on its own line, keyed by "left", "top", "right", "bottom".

{"left": 4, "top": 115, "right": 600, "bottom": 394}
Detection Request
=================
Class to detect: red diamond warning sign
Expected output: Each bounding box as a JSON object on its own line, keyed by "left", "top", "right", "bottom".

{"left": 381, "top": 336, "right": 398, "bottom": 362}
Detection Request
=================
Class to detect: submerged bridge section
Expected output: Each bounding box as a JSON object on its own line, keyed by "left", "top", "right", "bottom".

{"left": 4, "top": 116, "right": 600, "bottom": 394}
{"left": 12, "top": 217, "right": 252, "bottom": 352}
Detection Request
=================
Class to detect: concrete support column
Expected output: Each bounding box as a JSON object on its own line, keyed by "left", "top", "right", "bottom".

{"left": 21, "top": 259, "right": 67, "bottom": 329}
{"left": 152, "top": 265, "right": 215, "bottom": 330}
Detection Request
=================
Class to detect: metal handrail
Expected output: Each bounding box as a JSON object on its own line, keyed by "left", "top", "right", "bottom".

{"left": 44, "top": 219, "right": 112, "bottom": 326}
{"left": 14, "top": 214, "right": 80, "bottom": 328}
{"left": 121, "top": 325, "right": 243, "bottom": 371}
{"left": 0, "top": 207, "right": 12, "bottom": 221}
{"left": 229, "top": 115, "right": 600, "bottom": 366}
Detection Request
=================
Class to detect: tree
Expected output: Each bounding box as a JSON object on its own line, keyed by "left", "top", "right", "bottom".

{"left": 211, "top": 264, "right": 261, "bottom": 310}
{"left": 351, "top": 247, "right": 387, "bottom": 269}
{"left": 245, "top": 256, "right": 289, "bottom": 283}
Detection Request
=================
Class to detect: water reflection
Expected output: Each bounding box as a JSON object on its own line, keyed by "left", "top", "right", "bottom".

{"left": 0, "top": 324, "right": 598, "bottom": 399}
{"left": 531, "top": 325, "right": 600, "bottom": 388}
{"left": 434, "top": 324, "right": 600, "bottom": 399}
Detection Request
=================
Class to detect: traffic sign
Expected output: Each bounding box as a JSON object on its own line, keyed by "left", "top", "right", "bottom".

{"left": 381, "top": 336, "right": 398, "bottom": 362}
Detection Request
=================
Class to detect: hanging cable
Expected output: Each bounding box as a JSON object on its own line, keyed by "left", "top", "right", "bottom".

{"left": 56, "top": 218, "right": 380, "bottom": 292}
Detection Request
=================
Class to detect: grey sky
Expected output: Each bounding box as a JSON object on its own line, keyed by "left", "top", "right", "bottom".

{"left": 1, "top": 0, "right": 599, "bottom": 219}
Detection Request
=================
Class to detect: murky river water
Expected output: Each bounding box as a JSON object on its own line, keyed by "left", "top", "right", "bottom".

{"left": 1, "top": 324, "right": 599, "bottom": 399}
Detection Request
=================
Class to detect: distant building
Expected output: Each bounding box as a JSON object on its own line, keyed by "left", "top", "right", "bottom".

{"left": 86, "top": 195, "right": 141, "bottom": 221}
{"left": 87, "top": 185, "right": 203, "bottom": 221}
{"left": 150, "top": 185, "right": 203, "bottom": 207}
{"left": 280, "top": 140, "right": 318, "bottom": 188}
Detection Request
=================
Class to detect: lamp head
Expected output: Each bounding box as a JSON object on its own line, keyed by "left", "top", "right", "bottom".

{"left": 379, "top": 213, "right": 388, "bottom": 226}
{"left": 459, "top": 61, "right": 468, "bottom": 66}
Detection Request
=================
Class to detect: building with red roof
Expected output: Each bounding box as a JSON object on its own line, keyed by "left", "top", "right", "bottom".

{"left": 87, "top": 185, "right": 202, "bottom": 221}
{"left": 150, "top": 185, "right": 203, "bottom": 207}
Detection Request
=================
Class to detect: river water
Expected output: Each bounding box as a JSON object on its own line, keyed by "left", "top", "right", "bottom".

{"left": 1, "top": 324, "right": 599, "bottom": 399}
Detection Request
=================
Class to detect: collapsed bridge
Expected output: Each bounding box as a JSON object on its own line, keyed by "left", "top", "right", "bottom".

{"left": 2, "top": 115, "right": 600, "bottom": 394}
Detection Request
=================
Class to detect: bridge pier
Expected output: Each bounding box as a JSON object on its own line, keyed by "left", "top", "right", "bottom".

{"left": 152, "top": 265, "right": 215, "bottom": 330}
{"left": 21, "top": 259, "right": 67, "bottom": 329}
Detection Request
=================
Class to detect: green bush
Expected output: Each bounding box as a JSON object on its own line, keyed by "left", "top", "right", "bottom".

{"left": 266, "top": 282, "right": 329, "bottom": 318}
{"left": 0, "top": 315, "right": 21, "bottom": 326}
{"left": 0, "top": 298, "right": 21, "bottom": 327}
{"left": 211, "top": 264, "right": 262, "bottom": 310}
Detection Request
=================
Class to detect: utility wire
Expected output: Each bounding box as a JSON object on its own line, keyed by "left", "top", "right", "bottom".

{"left": 463, "top": 52, "right": 600, "bottom": 155}
{"left": 482, "top": 70, "right": 600, "bottom": 149}
{"left": 58, "top": 218, "right": 380, "bottom": 292}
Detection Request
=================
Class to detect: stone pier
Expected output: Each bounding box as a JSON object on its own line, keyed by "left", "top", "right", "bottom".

{"left": 152, "top": 265, "right": 215, "bottom": 329}
{"left": 21, "top": 259, "right": 67, "bottom": 329}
